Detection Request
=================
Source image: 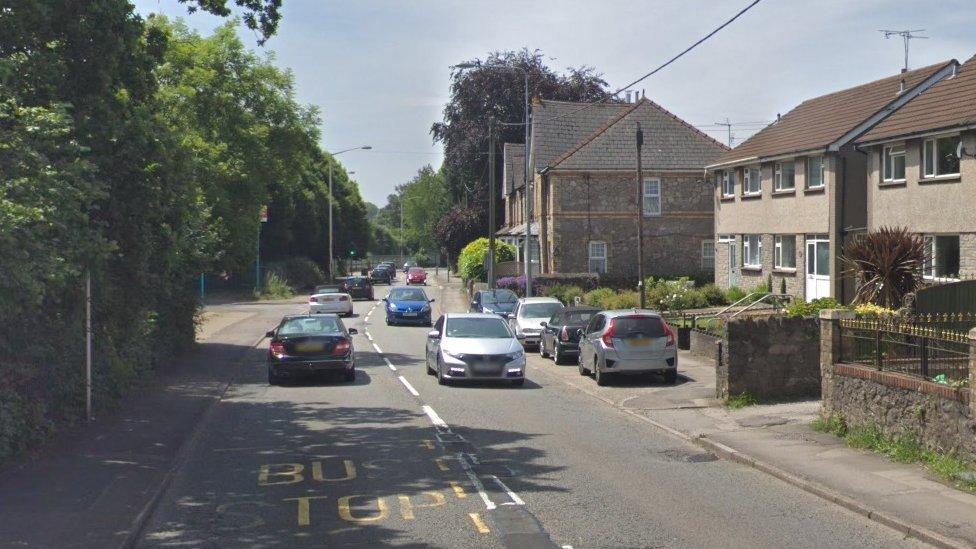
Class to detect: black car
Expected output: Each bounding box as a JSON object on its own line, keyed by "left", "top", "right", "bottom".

{"left": 266, "top": 314, "right": 358, "bottom": 384}
{"left": 370, "top": 265, "right": 394, "bottom": 285}
{"left": 470, "top": 289, "right": 519, "bottom": 316}
{"left": 539, "top": 306, "right": 600, "bottom": 364}
{"left": 343, "top": 276, "right": 374, "bottom": 300}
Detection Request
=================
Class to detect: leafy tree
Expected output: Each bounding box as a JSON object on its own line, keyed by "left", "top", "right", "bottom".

{"left": 176, "top": 0, "right": 283, "bottom": 44}
{"left": 432, "top": 206, "right": 483, "bottom": 266}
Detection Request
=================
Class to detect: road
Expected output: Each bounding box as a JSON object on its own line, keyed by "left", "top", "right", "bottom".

{"left": 137, "top": 276, "right": 928, "bottom": 548}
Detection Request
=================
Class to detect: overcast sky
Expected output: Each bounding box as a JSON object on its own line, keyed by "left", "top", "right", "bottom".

{"left": 132, "top": 0, "right": 976, "bottom": 205}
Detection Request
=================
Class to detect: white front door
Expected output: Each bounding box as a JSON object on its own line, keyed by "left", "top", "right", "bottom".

{"left": 805, "top": 235, "right": 830, "bottom": 301}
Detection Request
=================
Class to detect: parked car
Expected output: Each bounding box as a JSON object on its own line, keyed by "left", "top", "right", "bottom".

{"left": 370, "top": 265, "right": 393, "bottom": 285}
{"left": 507, "top": 297, "right": 564, "bottom": 349}
{"left": 383, "top": 286, "right": 435, "bottom": 326}
{"left": 402, "top": 260, "right": 417, "bottom": 273}
{"left": 343, "top": 276, "right": 374, "bottom": 300}
{"left": 425, "top": 313, "right": 525, "bottom": 386}
{"left": 406, "top": 267, "right": 427, "bottom": 285}
{"left": 309, "top": 288, "right": 354, "bottom": 317}
{"left": 314, "top": 284, "right": 343, "bottom": 294}
{"left": 266, "top": 314, "right": 358, "bottom": 384}
{"left": 470, "top": 289, "right": 518, "bottom": 316}
{"left": 577, "top": 310, "right": 677, "bottom": 386}
{"left": 539, "top": 306, "right": 599, "bottom": 364}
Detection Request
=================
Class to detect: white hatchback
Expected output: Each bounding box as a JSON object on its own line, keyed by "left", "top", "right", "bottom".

{"left": 309, "top": 291, "right": 354, "bottom": 317}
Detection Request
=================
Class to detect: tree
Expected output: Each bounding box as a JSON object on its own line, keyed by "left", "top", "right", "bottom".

{"left": 433, "top": 206, "right": 484, "bottom": 267}
{"left": 842, "top": 227, "right": 928, "bottom": 308}
{"left": 176, "top": 0, "right": 283, "bottom": 44}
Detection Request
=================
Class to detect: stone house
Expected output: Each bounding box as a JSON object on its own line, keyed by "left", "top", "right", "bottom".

{"left": 706, "top": 61, "right": 957, "bottom": 302}
{"left": 499, "top": 98, "right": 727, "bottom": 278}
{"left": 855, "top": 55, "right": 976, "bottom": 280}
{"left": 497, "top": 143, "right": 538, "bottom": 267}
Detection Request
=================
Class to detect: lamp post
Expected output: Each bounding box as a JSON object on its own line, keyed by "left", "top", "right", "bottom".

{"left": 453, "top": 62, "right": 533, "bottom": 295}
{"left": 327, "top": 146, "right": 371, "bottom": 279}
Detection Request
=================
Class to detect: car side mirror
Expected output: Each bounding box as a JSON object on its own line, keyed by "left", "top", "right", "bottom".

{"left": 265, "top": 330, "right": 275, "bottom": 338}
{"left": 505, "top": 313, "right": 515, "bottom": 319}
{"left": 347, "top": 328, "right": 358, "bottom": 335}
{"left": 540, "top": 321, "right": 548, "bottom": 327}
{"left": 382, "top": 298, "right": 388, "bottom": 302}
{"left": 516, "top": 333, "right": 525, "bottom": 341}
{"left": 428, "top": 298, "right": 436, "bottom": 303}
{"left": 427, "top": 330, "right": 440, "bottom": 339}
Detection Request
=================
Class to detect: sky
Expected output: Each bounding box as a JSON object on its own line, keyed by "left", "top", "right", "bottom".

{"left": 132, "top": 0, "right": 976, "bottom": 206}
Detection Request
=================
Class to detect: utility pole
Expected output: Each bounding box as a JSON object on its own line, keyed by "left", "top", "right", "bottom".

{"left": 879, "top": 29, "right": 928, "bottom": 72}
{"left": 85, "top": 270, "right": 92, "bottom": 421}
{"left": 636, "top": 122, "right": 646, "bottom": 309}
{"left": 522, "top": 77, "right": 533, "bottom": 297}
{"left": 487, "top": 117, "right": 497, "bottom": 288}
{"left": 328, "top": 164, "right": 333, "bottom": 279}
{"left": 399, "top": 197, "right": 404, "bottom": 265}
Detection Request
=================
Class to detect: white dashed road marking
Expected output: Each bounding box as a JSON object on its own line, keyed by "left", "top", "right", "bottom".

{"left": 422, "top": 405, "right": 448, "bottom": 429}
{"left": 398, "top": 375, "right": 420, "bottom": 396}
{"left": 458, "top": 453, "right": 496, "bottom": 511}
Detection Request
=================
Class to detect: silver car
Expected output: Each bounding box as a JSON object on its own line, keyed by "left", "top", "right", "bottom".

{"left": 577, "top": 310, "right": 678, "bottom": 386}
{"left": 507, "top": 297, "right": 564, "bottom": 349}
{"left": 426, "top": 313, "right": 527, "bottom": 386}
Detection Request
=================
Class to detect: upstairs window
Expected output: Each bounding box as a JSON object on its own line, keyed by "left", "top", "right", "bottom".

{"left": 923, "top": 136, "right": 960, "bottom": 178}
{"left": 743, "top": 166, "right": 761, "bottom": 195}
{"left": 774, "top": 161, "right": 795, "bottom": 191}
{"left": 806, "top": 156, "right": 824, "bottom": 189}
{"left": 883, "top": 144, "right": 906, "bottom": 182}
{"left": 642, "top": 178, "right": 662, "bottom": 216}
{"left": 720, "top": 170, "right": 735, "bottom": 197}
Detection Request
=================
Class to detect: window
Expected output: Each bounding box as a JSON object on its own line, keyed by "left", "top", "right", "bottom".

{"left": 924, "top": 235, "right": 960, "bottom": 279}
{"left": 922, "top": 135, "right": 960, "bottom": 178}
{"left": 588, "top": 241, "right": 607, "bottom": 274}
{"left": 742, "top": 235, "right": 762, "bottom": 268}
{"left": 742, "top": 165, "right": 761, "bottom": 195}
{"left": 701, "top": 240, "right": 715, "bottom": 270}
{"left": 642, "top": 177, "right": 661, "bottom": 216}
{"left": 883, "top": 144, "right": 906, "bottom": 182}
{"left": 720, "top": 170, "right": 734, "bottom": 197}
{"left": 774, "top": 235, "right": 796, "bottom": 269}
{"left": 774, "top": 161, "right": 795, "bottom": 191}
{"left": 806, "top": 156, "right": 824, "bottom": 189}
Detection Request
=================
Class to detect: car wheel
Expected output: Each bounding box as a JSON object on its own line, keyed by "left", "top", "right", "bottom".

{"left": 511, "top": 379, "right": 524, "bottom": 387}
{"left": 344, "top": 368, "right": 356, "bottom": 382}
{"left": 268, "top": 367, "right": 279, "bottom": 386}
{"left": 663, "top": 369, "right": 678, "bottom": 385}
{"left": 539, "top": 339, "right": 549, "bottom": 358}
{"left": 594, "top": 359, "right": 609, "bottom": 386}
{"left": 577, "top": 354, "right": 589, "bottom": 376}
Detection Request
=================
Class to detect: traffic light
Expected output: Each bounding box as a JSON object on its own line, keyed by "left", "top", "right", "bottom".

{"left": 349, "top": 249, "right": 356, "bottom": 258}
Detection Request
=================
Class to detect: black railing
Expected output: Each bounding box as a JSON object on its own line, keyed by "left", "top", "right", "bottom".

{"left": 838, "top": 319, "right": 970, "bottom": 383}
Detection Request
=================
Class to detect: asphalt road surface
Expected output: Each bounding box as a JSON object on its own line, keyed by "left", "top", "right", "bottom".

{"left": 137, "top": 278, "right": 928, "bottom": 548}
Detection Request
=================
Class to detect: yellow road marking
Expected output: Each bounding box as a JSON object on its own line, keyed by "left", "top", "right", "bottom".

{"left": 449, "top": 481, "right": 467, "bottom": 499}
{"left": 468, "top": 512, "right": 491, "bottom": 534}
{"left": 434, "top": 458, "right": 450, "bottom": 472}
{"left": 283, "top": 496, "right": 328, "bottom": 526}
{"left": 312, "top": 459, "right": 357, "bottom": 482}
{"left": 258, "top": 463, "right": 304, "bottom": 485}
{"left": 338, "top": 495, "right": 389, "bottom": 523}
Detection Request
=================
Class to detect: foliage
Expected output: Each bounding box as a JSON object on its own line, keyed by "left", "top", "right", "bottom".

{"left": 536, "top": 273, "right": 600, "bottom": 290}
{"left": 274, "top": 257, "right": 324, "bottom": 290}
{"left": 433, "top": 206, "right": 484, "bottom": 264}
{"left": 854, "top": 303, "right": 897, "bottom": 318}
{"left": 177, "top": 0, "right": 283, "bottom": 44}
{"left": 699, "top": 284, "right": 729, "bottom": 306}
{"left": 582, "top": 288, "right": 617, "bottom": 309}
{"left": 644, "top": 278, "right": 708, "bottom": 312}
{"left": 842, "top": 226, "right": 927, "bottom": 308}
{"left": 603, "top": 291, "right": 641, "bottom": 310}
{"left": 811, "top": 414, "right": 849, "bottom": 437}
{"left": 457, "top": 238, "right": 516, "bottom": 282}
{"left": 779, "top": 277, "right": 787, "bottom": 294}
{"left": 725, "top": 286, "right": 748, "bottom": 303}
{"left": 785, "top": 298, "right": 844, "bottom": 318}
{"left": 255, "top": 271, "right": 294, "bottom": 300}
{"left": 725, "top": 392, "right": 758, "bottom": 409}
{"left": 543, "top": 285, "right": 586, "bottom": 306}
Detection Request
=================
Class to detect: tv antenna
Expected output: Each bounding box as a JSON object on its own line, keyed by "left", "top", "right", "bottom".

{"left": 879, "top": 29, "right": 928, "bottom": 73}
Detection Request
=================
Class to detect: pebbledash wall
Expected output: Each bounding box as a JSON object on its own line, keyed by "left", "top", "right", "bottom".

{"left": 820, "top": 310, "right": 976, "bottom": 457}
{"left": 716, "top": 315, "right": 821, "bottom": 401}
{"left": 543, "top": 172, "right": 713, "bottom": 277}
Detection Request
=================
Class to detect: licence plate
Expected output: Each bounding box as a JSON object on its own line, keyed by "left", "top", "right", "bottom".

{"left": 295, "top": 342, "right": 325, "bottom": 353}
{"left": 473, "top": 362, "right": 497, "bottom": 372}
{"left": 403, "top": 312, "right": 418, "bottom": 317}
{"left": 629, "top": 337, "right": 652, "bottom": 347}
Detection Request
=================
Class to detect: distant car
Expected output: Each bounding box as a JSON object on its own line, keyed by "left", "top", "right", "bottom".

{"left": 343, "top": 276, "right": 374, "bottom": 300}
{"left": 383, "top": 286, "right": 435, "bottom": 326}
{"left": 507, "top": 297, "right": 564, "bottom": 349}
{"left": 266, "top": 314, "right": 358, "bottom": 384}
{"left": 577, "top": 310, "right": 677, "bottom": 386}
{"left": 378, "top": 262, "right": 397, "bottom": 281}
{"left": 370, "top": 265, "right": 393, "bottom": 285}
{"left": 406, "top": 267, "right": 427, "bottom": 285}
{"left": 539, "top": 306, "right": 599, "bottom": 364}
{"left": 402, "top": 260, "right": 417, "bottom": 273}
{"left": 425, "top": 313, "right": 525, "bottom": 386}
{"left": 309, "top": 288, "right": 354, "bottom": 317}
{"left": 470, "top": 289, "right": 518, "bottom": 316}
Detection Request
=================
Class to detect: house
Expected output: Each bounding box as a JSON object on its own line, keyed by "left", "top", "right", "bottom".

{"left": 856, "top": 55, "right": 976, "bottom": 281}
{"left": 499, "top": 97, "right": 727, "bottom": 279}
{"left": 497, "top": 143, "right": 536, "bottom": 267}
{"left": 706, "top": 60, "right": 957, "bottom": 302}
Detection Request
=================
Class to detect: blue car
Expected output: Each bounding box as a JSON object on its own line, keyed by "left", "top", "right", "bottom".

{"left": 384, "top": 287, "right": 435, "bottom": 326}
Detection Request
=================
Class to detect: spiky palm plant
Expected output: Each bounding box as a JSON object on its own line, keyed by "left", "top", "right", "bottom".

{"left": 841, "top": 226, "right": 927, "bottom": 308}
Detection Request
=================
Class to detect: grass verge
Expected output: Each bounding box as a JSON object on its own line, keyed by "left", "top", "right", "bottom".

{"left": 254, "top": 272, "right": 295, "bottom": 300}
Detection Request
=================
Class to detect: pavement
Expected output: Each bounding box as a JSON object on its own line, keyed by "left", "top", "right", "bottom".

{"left": 0, "top": 271, "right": 972, "bottom": 548}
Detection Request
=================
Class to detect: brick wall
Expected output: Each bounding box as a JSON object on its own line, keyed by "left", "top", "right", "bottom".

{"left": 689, "top": 329, "right": 721, "bottom": 363}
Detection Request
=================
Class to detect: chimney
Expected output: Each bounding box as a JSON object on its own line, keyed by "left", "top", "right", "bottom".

{"left": 625, "top": 91, "right": 633, "bottom": 103}
{"left": 776, "top": 113, "right": 781, "bottom": 122}
{"left": 899, "top": 78, "right": 905, "bottom": 93}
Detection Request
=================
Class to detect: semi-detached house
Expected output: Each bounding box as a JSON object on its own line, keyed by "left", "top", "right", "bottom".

{"left": 706, "top": 61, "right": 957, "bottom": 302}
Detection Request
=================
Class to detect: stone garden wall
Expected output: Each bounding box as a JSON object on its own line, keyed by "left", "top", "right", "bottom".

{"left": 689, "top": 329, "right": 721, "bottom": 363}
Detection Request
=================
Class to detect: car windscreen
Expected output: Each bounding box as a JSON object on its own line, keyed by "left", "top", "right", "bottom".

{"left": 277, "top": 317, "right": 342, "bottom": 336}
{"left": 520, "top": 303, "right": 563, "bottom": 319}
{"left": 389, "top": 289, "right": 427, "bottom": 301}
{"left": 446, "top": 317, "right": 511, "bottom": 338}
{"left": 564, "top": 312, "right": 595, "bottom": 325}
{"left": 482, "top": 290, "right": 517, "bottom": 304}
{"left": 612, "top": 316, "right": 666, "bottom": 338}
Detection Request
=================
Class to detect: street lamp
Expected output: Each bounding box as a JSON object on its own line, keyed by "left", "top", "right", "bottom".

{"left": 453, "top": 62, "right": 533, "bottom": 295}
{"left": 327, "top": 146, "right": 371, "bottom": 279}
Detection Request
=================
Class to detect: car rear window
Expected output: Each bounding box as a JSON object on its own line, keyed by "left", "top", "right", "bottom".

{"left": 520, "top": 302, "right": 563, "bottom": 319}
{"left": 482, "top": 289, "right": 517, "bottom": 304}
{"left": 564, "top": 312, "right": 594, "bottom": 325}
{"left": 409, "top": 268, "right": 424, "bottom": 274}
{"left": 612, "top": 316, "right": 666, "bottom": 338}
{"left": 278, "top": 317, "right": 342, "bottom": 336}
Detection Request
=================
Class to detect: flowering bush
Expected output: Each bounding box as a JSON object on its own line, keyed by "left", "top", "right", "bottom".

{"left": 854, "top": 303, "right": 897, "bottom": 318}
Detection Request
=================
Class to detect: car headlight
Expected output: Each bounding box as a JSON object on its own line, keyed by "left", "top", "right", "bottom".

{"left": 444, "top": 350, "right": 465, "bottom": 361}
{"left": 421, "top": 304, "right": 430, "bottom": 312}
{"left": 509, "top": 350, "right": 524, "bottom": 361}
{"left": 388, "top": 303, "right": 396, "bottom": 311}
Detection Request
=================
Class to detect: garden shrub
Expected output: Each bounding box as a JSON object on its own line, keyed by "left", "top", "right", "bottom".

{"left": 457, "top": 238, "right": 516, "bottom": 282}
{"left": 785, "top": 297, "right": 844, "bottom": 318}
{"left": 583, "top": 288, "right": 617, "bottom": 308}
{"left": 278, "top": 257, "right": 325, "bottom": 289}
{"left": 854, "top": 303, "right": 897, "bottom": 318}
{"left": 545, "top": 285, "right": 586, "bottom": 305}
{"left": 603, "top": 290, "right": 641, "bottom": 309}
{"left": 725, "top": 286, "right": 747, "bottom": 303}
{"left": 699, "top": 284, "right": 729, "bottom": 306}
{"left": 535, "top": 273, "right": 599, "bottom": 291}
